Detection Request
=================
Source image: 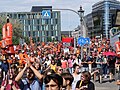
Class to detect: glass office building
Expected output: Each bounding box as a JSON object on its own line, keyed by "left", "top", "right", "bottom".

{"left": 0, "top": 6, "right": 61, "bottom": 42}
{"left": 92, "top": 0, "right": 120, "bottom": 38}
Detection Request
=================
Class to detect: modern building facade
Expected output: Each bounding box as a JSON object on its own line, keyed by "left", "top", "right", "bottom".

{"left": 85, "top": 0, "right": 120, "bottom": 38}
{"left": 0, "top": 6, "right": 61, "bottom": 42}
{"left": 84, "top": 13, "right": 94, "bottom": 38}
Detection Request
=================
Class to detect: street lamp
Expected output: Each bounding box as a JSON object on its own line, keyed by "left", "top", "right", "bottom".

{"left": 78, "top": 6, "right": 85, "bottom": 60}
{"left": 78, "top": 6, "right": 84, "bottom": 23}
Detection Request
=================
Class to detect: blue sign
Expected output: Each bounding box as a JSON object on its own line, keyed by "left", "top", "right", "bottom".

{"left": 78, "top": 37, "right": 86, "bottom": 46}
{"left": 78, "top": 37, "right": 90, "bottom": 46}
{"left": 42, "top": 10, "right": 51, "bottom": 18}
{"left": 84, "top": 38, "right": 90, "bottom": 44}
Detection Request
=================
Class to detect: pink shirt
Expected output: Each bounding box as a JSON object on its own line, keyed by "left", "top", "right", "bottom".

{"left": 68, "top": 59, "right": 73, "bottom": 68}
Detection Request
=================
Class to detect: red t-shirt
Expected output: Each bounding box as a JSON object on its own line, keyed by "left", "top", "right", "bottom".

{"left": 1, "top": 80, "right": 20, "bottom": 90}
{"left": 61, "top": 60, "right": 67, "bottom": 69}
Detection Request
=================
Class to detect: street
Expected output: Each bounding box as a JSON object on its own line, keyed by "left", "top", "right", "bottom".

{"left": 94, "top": 78, "right": 118, "bottom": 90}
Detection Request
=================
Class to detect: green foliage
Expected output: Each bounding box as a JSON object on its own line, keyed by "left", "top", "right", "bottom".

{"left": 47, "top": 37, "right": 52, "bottom": 42}
{"left": 0, "top": 17, "right": 6, "bottom": 40}
{"left": 0, "top": 24, "right": 2, "bottom": 40}
{"left": 12, "top": 36, "right": 19, "bottom": 45}
{"left": 24, "top": 37, "right": 30, "bottom": 44}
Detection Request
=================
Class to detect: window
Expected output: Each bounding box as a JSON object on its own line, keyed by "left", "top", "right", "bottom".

{"left": 45, "top": 19, "right": 49, "bottom": 24}
{"left": 33, "top": 19, "right": 35, "bottom": 25}
{"left": 51, "top": 25, "right": 53, "bottom": 30}
{"left": 41, "top": 25, "right": 44, "bottom": 30}
{"left": 53, "top": 31, "right": 56, "bottom": 36}
{"left": 46, "top": 25, "right": 48, "bottom": 30}
{"left": 36, "top": 25, "right": 39, "bottom": 30}
{"left": 37, "top": 19, "right": 40, "bottom": 25}
{"left": 14, "top": 14, "right": 17, "bottom": 19}
{"left": 28, "top": 25, "right": 30, "bottom": 31}
{"left": 28, "top": 20, "right": 30, "bottom": 25}
{"left": 56, "top": 31, "right": 58, "bottom": 36}
{"left": 36, "top": 14, "right": 40, "bottom": 18}
{"left": 55, "top": 12, "right": 58, "bottom": 18}
{"left": 42, "top": 37, "right": 44, "bottom": 42}
{"left": 33, "top": 31, "right": 35, "bottom": 36}
{"left": 42, "top": 31, "right": 45, "bottom": 36}
{"left": 25, "top": 20, "right": 28, "bottom": 25}
{"left": 55, "top": 25, "right": 57, "bottom": 30}
{"left": 42, "top": 19, "right": 46, "bottom": 25}
{"left": 51, "top": 31, "right": 53, "bottom": 36}
{"left": 30, "top": 25, "right": 33, "bottom": 31}
{"left": 23, "top": 32, "right": 25, "bottom": 37}
{"left": 32, "top": 14, "right": 35, "bottom": 19}
{"left": 51, "top": 19, "right": 53, "bottom": 24}
{"left": 33, "top": 26, "right": 36, "bottom": 31}
{"left": 46, "top": 31, "right": 49, "bottom": 36}
{"left": 28, "top": 31, "right": 30, "bottom": 37}
{"left": 37, "top": 31, "right": 39, "bottom": 37}
{"left": 55, "top": 19, "right": 58, "bottom": 24}
{"left": 31, "top": 20, "right": 33, "bottom": 25}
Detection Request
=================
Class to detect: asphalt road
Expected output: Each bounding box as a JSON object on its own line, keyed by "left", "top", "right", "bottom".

{"left": 94, "top": 78, "right": 118, "bottom": 90}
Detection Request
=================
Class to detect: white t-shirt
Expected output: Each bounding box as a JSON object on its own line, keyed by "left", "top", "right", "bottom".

{"left": 72, "top": 73, "right": 81, "bottom": 90}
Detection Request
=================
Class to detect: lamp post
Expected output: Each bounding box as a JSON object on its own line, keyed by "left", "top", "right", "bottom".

{"left": 78, "top": 6, "right": 85, "bottom": 60}
{"left": 78, "top": 6, "right": 84, "bottom": 26}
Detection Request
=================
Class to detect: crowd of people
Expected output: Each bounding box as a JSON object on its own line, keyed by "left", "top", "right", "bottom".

{"left": 0, "top": 37, "right": 119, "bottom": 90}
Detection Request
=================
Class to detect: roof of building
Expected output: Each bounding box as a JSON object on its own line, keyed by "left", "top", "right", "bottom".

{"left": 31, "top": 6, "right": 52, "bottom": 12}
{"left": 92, "top": 0, "right": 119, "bottom": 8}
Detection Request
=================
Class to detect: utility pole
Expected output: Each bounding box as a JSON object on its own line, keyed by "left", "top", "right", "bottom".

{"left": 78, "top": 6, "right": 85, "bottom": 60}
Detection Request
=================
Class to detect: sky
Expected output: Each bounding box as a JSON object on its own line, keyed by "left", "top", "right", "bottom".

{"left": 0, "top": 0, "right": 119, "bottom": 31}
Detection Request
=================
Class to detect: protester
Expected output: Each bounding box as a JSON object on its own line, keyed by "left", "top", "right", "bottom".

{"left": 68, "top": 55, "right": 73, "bottom": 73}
{"left": 45, "top": 59, "right": 57, "bottom": 72}
{"left": 15, "top": 59, "right": 43, "bottom": 90}
{"left": 56, "top": 66, "right": 63, "bottom": 75}
{"left": 61, "top": 73, "right": 74, "bottom": 90}
{"left": 61, "top": 56, "right": 68, "bottom": 71}
{"left": 1, "top": 69, "right": 20, "bottom": 90}
{"left": 44, "top": 73, "right": 63, "bottom": 90}
{"left": 81, "top": 54, "right": 89, "bottom": 72}
{"left": 96, "top": 54, "right": 103, "bottom": 82}
{"left": 72, "top": 64, "right": 81, "bottom": 90}
{"left": 76, "top": 71, "right": 95, "bottom": 90}
{"left": 108, "top": 56, "right": 116, "bottom": 82}
{"left": 1, "top": 59, "right": 9, "bottom": 76}
{"left": 34, "top": 62, "right": 41, "bottom": 73}
{"left": 0, "top": 36, "right": 117, "bottom": 89}
{"left": 102, "top": 55, "right": 108, "bottom": 79}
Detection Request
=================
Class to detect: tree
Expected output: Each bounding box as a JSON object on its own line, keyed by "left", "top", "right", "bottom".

{"left": 47, "top": 36, "right": 52, "bottom": 42}
{"left": 11, "top": 19, "right": 23, "bottom": 44}
{"left": 0, "top": 16, "right": 23, "bottom": 45}
{"left": 24, "top": 37, "right": 30, "bottom": 45}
